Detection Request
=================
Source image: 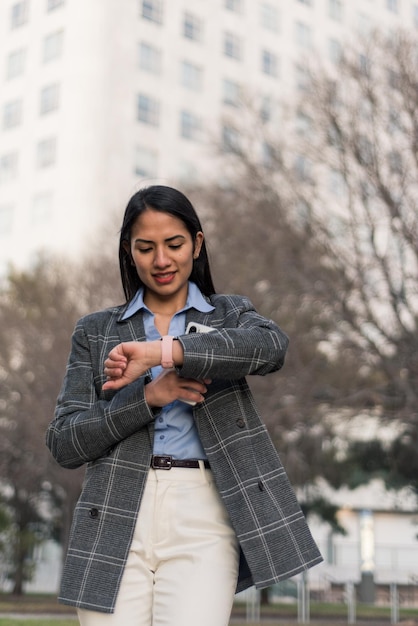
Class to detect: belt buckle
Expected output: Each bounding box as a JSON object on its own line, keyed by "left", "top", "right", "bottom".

{"left": 152, "top": 455, "right": 172, "bottom": 470}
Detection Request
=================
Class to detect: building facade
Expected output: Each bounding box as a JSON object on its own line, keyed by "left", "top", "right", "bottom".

{"left": 0, "top": 0, "right": 417, "bottom": 271}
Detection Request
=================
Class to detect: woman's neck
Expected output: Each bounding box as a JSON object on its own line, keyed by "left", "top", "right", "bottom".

{"left": 144, "top": 288, "right": 187, "bottom": 318}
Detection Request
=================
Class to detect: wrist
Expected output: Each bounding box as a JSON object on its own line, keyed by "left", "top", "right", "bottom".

{"left": 160, "top": 335, "right": 174, "bottom": 369}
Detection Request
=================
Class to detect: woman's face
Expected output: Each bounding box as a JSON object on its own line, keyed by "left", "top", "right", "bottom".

{"left": 126, "top": 209, "right": 203, "bottom": 309}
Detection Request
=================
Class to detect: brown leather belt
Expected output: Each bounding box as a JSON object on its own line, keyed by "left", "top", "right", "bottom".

{"left": 151, "top": 455, "right": 210, "bottom": 470}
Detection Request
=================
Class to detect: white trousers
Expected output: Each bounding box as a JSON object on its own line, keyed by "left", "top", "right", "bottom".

{"left": 77, "top": 463, "right": 239, "bottom": 626}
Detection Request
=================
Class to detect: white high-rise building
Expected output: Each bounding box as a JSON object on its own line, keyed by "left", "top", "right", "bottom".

{"left": 0, "top": 0, "right": 417, "bottom": 272}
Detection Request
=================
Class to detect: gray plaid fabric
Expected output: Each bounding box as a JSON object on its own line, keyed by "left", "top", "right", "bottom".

{"left": 46, "top": 294, "right": 322, "bottom": 613}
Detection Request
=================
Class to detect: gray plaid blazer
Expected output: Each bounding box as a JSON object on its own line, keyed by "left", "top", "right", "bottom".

{"left": 46, "top": 293, "right": 322, "bottom": 613}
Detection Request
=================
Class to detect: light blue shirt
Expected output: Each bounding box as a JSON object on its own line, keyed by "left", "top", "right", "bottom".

{"left": 121, "top": 282, "right": 214, "bottom": 460}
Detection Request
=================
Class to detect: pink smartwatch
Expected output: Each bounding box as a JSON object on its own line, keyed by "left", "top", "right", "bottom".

{"left": 160, "top": 335, "right": 175, "bottom": 369}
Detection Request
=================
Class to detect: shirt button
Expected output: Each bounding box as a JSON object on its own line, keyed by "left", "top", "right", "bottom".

{"left": 159, "top": 417, "right": 164, "bottom": 422}
{"left": 89, "top": 508, "right": 99, "bottom": 518}
{"left": 236, "top": 418, "right": 245, "bottom": 428}
{"left": 160, "top": 435, "right": 165, "bottom": 440}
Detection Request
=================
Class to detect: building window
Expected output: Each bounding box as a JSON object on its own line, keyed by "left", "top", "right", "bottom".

{"left": 141, "top": 0, "right": 163, "bottom": 24}
{"left": 295, "top": 63, "right": 310, "bottom": 91}
{"left": 47, "top": 0, "right": 64, "bottom": 10}
{"left": 388, "top": 150, "right": 402, "bottom": 174}
{"left": 180, "top": 110, "right": 201, "bottom": 141}
{"left": 11, "top": 1, "right": 28, "bottom": 28}
{"left": 388, "top": 109, "right": 401, "bottom": 134}
{"left": 36, "top": 137, "right": 57, "bottom": 168}
{"left": 0, "top": 153, "right": 18, "bottom": 183}
{"left": 295, "top": 21, "right": 312, "bottom": 48}
{"left": 296, "top": 111, "right": 312, "bottom": 135}
{"left": 177, "top": 161, "right": 198, "bottom": 183}
{"left": 135, "top": 145, "right": 158, "bottom": 177}
{"left": 3, "top": 100, "right": 23, "bottom": 129}
{"left": 225, "top": 0, "right": 243, "bottom": 12}
{"left": 137, "top": 94, "right": 160, "bottom": 126}
{"left": 0, "top": 205, "right": 14, "bottom": 236}
{"left": 387, "top": 68, "right": 400, "bottom": 90}
{"left": 40, "top": 84, "right": 60, "bottom": 114}
{"left": 139, "top": 42, "right": 161, "bottom": 74}
{"left": 260, "top": 96, "right": 272, "bottom": 122}
{"left": 328, "top": 38, "right": 342, "bottom": 63}
{"left": 180, "top": 60, "right": 202, "bottom": 91}
{"left": 183, "top": 11, "right": 202, "bottom": 41}
{"left": 222, "top": 125, "right": 240, "bottom": 152}
{"left": 329, "top": 168, "right": 346, "bottom": 196}
{"left": 261, "top": 50, "right": 278, "bottom": 77}
{"left": 43, "top": 30, "right": 64, "bottom": 62}
{"left": 223, "top": 32, "right": 242, "bottom": 60}
{"left": 294, "top": 154, "right": 312, "bottom": 182}
{"left": 357, "top": 13, "right": 372, "bottom": 34}
{"left": 31, "top": 193, "right": 52, "bottom": 226}
{"left": 261, "top": 141, "right": 276, "bottom": 168}
{"left": 222, "top": 78, "right": 241, "bottom": 106}
{"left": 329, "top": 0, "right": 343, "bottom": 21}
{"left": 359, "top": 53, "right": 370, "bottom": 76}
{"left": 6, "top": 48, "right": 26, "bottom": 79}
{"left": 386, "top": 0, "right": 398, "bottom": 12}
{"left": 260, "top": 2, "right": 279, "bottom": 32}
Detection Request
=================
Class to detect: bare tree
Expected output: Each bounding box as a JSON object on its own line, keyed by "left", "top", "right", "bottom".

{"left": 188, "top": 29, "right": 418, "bottom": 496}
{"left": 0, "top": 218, "right": 122, "bottom": 593}
{"left": 291, "top": 30, "right": 418, "bottom": 419}
{"left": 0, "top": 257, "right": 83, "bottom": 593}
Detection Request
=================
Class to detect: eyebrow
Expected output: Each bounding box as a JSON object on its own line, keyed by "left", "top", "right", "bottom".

{"left": 134, "top": 234, "right": 187, "bottom": 244}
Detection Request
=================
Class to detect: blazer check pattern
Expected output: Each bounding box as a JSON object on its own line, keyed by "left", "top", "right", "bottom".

{"left": 46, "top": 293, "right": 322, "bottom": 613}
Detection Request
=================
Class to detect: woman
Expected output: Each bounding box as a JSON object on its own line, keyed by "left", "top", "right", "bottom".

{"left": 46, "top": 185, "right": 322, "bottom": 626}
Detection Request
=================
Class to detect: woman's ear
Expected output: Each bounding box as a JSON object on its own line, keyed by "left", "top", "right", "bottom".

{"left": 193, "top": 232, "right": 204, "bottom": 259}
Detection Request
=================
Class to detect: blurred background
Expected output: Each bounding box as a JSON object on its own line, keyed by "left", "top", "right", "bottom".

{"left": 1, "top": 0, "right": 418, "bottom": 615}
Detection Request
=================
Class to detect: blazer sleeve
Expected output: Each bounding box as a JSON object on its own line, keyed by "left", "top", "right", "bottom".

{"left": 46, "top": 319, "right": 156, "bottom": 470}
{"left": 177, "top": 295, "right": 289, "bottom": 381}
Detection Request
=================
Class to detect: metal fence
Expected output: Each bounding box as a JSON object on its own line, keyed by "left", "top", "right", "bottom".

{"left": 243, "top": 576, "right": 418, "bottom": 625}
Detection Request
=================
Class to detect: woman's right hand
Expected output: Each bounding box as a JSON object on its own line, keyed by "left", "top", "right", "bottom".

{"left": 102, "top": 341, "right": 160, "bottom": 390}
{"left": 145, "top": 369, "right": 210, "bottom": 408}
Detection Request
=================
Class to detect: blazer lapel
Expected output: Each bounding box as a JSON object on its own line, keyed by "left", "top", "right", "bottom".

{"left": 116, "top": 314, "right": 147, "bottom": 343}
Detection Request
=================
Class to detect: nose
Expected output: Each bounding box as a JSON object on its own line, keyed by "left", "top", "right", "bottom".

{"left": 154, "top": 246, "right": 170, "bottom": 268}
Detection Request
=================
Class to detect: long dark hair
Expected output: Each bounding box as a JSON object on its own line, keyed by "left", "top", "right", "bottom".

{"left": 119, "top": 185, "right": 216, "bottom": 302}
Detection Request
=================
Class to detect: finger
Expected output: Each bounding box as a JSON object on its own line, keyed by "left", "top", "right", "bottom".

{"left": 102, "top": 373, "right": 131, "bottom": 390}
{"left": 178, "top": 391, "right": 204, "bottom": 404}
{"left": 102, "top": 380, "right": 123, "bottom": 390}
{"left": 107, "top": 364, "right": 126, "bottom": 373}
{"left": 105, "top": 356, "right": 127, "bottom": 367}
{"left": 104, "top": 361, "right": 127, "bottom": 373}
{"left": 179, "top": 383, "right": 208, "bottom": 402}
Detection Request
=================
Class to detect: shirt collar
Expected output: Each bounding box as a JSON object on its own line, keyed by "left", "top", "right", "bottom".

{"left": 121, "top": 281, "right": 214, "bottom": 320}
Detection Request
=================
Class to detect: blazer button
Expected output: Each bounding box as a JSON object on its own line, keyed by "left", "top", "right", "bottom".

{"left": 89, "top": 508, "right": 99, "bottom": 519}
{"left": 236, "top": 418, "right": 245, "bottom": 428}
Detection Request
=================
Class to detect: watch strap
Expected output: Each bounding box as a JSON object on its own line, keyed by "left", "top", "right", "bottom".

{"left": 161, "top": 335, "right": 174, "bottom": 369}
